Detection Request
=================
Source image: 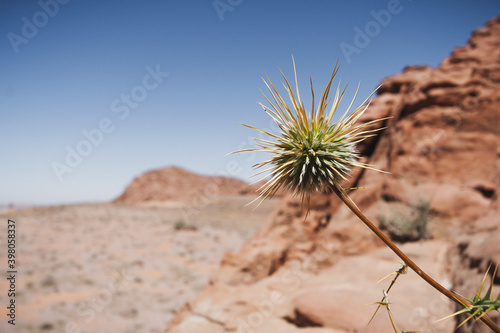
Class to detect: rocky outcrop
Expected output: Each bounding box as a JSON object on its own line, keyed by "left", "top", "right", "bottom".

{"left": 166, "top": 17, "right": 500, "bottom": 333}
{"left": 113, "top": 166, "right": 250, "bottom": 204}
{"left": 114, "top": 166, "right": 287, "bottom": 205}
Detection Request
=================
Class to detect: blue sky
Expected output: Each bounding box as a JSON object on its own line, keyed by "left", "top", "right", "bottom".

{"left": 1, "top": 0, "right": 499, "bottom": 206}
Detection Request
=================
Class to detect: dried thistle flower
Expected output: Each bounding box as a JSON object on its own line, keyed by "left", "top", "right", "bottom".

{"left": 234, "top": 58, "right": 387, "bottom": 206}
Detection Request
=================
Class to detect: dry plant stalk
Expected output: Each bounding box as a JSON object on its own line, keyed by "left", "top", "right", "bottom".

{"left": 233, "top": 59, "right": 500, "bottom": 332}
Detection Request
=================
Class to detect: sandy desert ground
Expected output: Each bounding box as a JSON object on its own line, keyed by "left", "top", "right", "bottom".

{"left": 0, "top": 195, "right": 280, "bottom": 333}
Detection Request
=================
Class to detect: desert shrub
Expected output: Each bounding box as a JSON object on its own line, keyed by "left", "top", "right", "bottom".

{"left": 173, "top": 219, "right": 197, "bottom": 231}
{"left": 379, "top": 199, "right": 430, "bottom": 242}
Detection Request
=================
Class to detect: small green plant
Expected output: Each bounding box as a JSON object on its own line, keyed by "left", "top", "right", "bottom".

{"left": 234, "top": 59, "right": 500, "bottom": 332}
{"left": 378, "top": 199, "right": 430, "bottom": 242}
{"left": 173, "top": 220, "right": 197, "bottom": 231}
{"left": 439, "top": 264, "right": 500, "bottom": 328}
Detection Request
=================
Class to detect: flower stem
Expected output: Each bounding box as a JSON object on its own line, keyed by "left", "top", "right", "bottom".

{"left": 331, "top": 185, "right": 500, "bottom": 332}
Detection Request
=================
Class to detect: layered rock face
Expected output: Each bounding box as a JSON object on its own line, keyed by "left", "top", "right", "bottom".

{"left": 166, "top": 17, "right": 500, "bottom": 333}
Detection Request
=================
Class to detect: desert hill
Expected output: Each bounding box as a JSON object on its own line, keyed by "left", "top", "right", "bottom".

{"left": 114, "top": 166, "right": 251, "bottom": 204}
{"left": 165, "top": 16, "right": 500, "bottom": 333}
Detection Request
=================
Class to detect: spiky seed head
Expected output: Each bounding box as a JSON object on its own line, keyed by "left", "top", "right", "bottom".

{"left": 233, "top": 58, "right": 387, "bottom": 206}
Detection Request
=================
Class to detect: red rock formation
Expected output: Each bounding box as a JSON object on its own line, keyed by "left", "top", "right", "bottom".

{"left": 166, "top": 17, "right": 500, "bottom": 333}
{"left": 113, "top": 166, "right": 249, "bottom": 204}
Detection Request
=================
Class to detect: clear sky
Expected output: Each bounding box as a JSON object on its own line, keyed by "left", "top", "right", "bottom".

{"left": 1, "top": 0, "right": 499, "bottom": 206}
